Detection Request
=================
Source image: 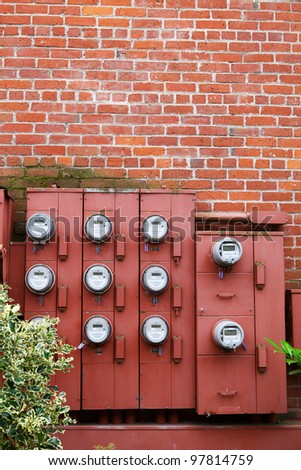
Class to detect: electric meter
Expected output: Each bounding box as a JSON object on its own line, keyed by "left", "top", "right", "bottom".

{"left": 211, "top": 237, "right": 243, "bottom": 267}
{"left": 84, "top": 316, "right": 112, "bottom": 345}
{"left": 213, "top": 320, "right": 244, "bottom": 350}
{"left": 142, "top": 265, "right": 169, "bottom": 294}
{"left": 83, "top": 264, "right": 113, "bottom": 294}
{"left": 84, "top": 214, "right": 112, "bottom": 243}
{"left": 141, "top": 316, "right": 169, "bottom": 345}
{"left": 26, "top": 213, "right": 56, "bottom": 243}
{"left": 142, "top": 215, "right": 169, "bottom": 243}
{"left": 25, "top": 264, "right": 55, "bottom": 294}
{"left": 28, "top": 316, "right": 46, "bottom": 325}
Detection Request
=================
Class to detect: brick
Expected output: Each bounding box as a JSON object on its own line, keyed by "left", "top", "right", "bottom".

{"left": 116, "top": 136, "right": 146, "bottom": 146}
{"left": 115, "top": 8, "right": 147, "bottom": 17}
{"left": 82, "top": 7, "right": 113, "bottom": 16}
{"left": 16, "top": 135, "right": 46, "bottom": 145}
{"left": 134, "top": 147, "right": 165, "bottom": 157}
{"left": 68, "top": 38, "right": 99, "bottom": 49}
{"left": 35, "top": 146, "right": 66, "bottom": 156}
{"left": 215, "top": 180, "right": 244, "bottom": 190}
{"left": 35, "top": 38, "right": 67, "bottom": 48}
{"left": 0, "top": 146, "right": 31, "bottom": 156}
{"left": 181, "top": 180, "right": 212, "bottom": 189}
{"left": 97, "top": 104, "right": 129, "bottom": 114}
{"left": 57, "top": 157, "right": 73, "bottom": 167}
{"left": 68, "top": 146, "right": 98, "bottom": 156}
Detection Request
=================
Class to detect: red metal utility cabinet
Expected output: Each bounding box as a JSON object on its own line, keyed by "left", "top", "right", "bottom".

{"left": 81, "top": 191, "right": 139, "bottom": 411}
{"left": 24, "top": 189, "right": 83, "bottom": 410}
{"left": 196, "top": 221, "right": 287, "bottom": 415}
{"left": 290, "top": 290, "right": 301, "bottom": 348}
{"left": 0, "top": 190, "right": 14, "bottom": 284}
{"left": 139, "top": 191, "right": 195, "bottom": 410}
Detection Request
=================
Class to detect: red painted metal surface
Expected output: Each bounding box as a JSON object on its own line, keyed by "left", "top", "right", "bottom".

{"left": 254, "top": 233, "right": 287, "bottom": 413}
{"left": 197, "top": 356, "right": 257, "bottom": 414}
{"left": 196, "top": 273, "right": 254, "bottom": 317}
{"left": 8, "top": 242, "right": 25, "bottom": 313}
{"left": 291, "top": 290, "right": 301, "bottom": 348}
{"left": 60, "top": 422, "right": 301, "bottom": 450}
{"left": 249, "top": 210, "right": 288, "bottom": 226}
{"left": 0, "top": 190, "right": 14, "bottom": 283}
{"left": 82, "top": 191, "right": 139, "bottom": 411}
{"left": 24, "top": 189, "right": 83, "bottom": 410}
{"left": 139, "top": 192, "right": 195, "bottom": 410}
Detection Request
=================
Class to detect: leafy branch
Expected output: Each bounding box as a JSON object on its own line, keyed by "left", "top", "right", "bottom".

{"left": 265, "top": 338, "right": 301, "bottom": 375}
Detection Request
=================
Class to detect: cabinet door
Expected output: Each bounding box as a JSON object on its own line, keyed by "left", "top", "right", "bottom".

{"left": 196, "top": 273, "right": 254, "bottom": 317}
{"left": 254, "top": 234, "right": 287, "bottom": 413}
{"left": 196, "top": 356, "right": 256, "bottom": 415}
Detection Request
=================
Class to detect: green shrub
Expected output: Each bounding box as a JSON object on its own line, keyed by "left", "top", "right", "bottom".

{"left": 0, "top": 285, "right": 75, "bottom": 449}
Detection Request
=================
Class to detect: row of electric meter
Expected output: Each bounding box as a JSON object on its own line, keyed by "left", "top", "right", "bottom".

{"left": 29, "top": 313, "right": 244, "bottom": 351}
{"left": 27, "top": 213, "right": 169, "bottom": 245}
{"left": 25, "top": 264, "right": 170, "bottom": 295}
{"left": 26, "top": 212, "right": 243, "bottom": 267}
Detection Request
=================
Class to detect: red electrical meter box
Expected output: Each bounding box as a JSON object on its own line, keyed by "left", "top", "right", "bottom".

{"left": 139, "top": 191, "right": 195, "bottom": 409}
{"left": 196, "top": 213, "right": 287, "bottom": 415}
{"left": 24, "top": 188, "right": 83, "bottom": 410}
{"left": 81, "top": 190, "right": 139, "bottom": 411}
{"left": 0, "top": 189, "right": 14, "bottom": 284}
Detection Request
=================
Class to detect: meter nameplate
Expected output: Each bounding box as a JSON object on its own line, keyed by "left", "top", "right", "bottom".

{"left": 25, "top": 264, "right": 55, "bottom": 294}
{"left": 142, "top": 215, "right": 169, "bottom": 243}
{"left": 142, "top": 265, "right": 169, "bottom": 294}
{"left": 212, "top": 237, "right": 243, "bottom": 267}
{"left": 85, "top": 214, "right": 112, "bottom": 243}
{"left": 84, "top": 264, "right": 113, "bottom": 294}
{"left": 26, "top": 213, "right": 56, "bottom": 243}
{"left": 84, "top": 316, "right": 112, "bottom": 345}
{"left": 213, "top": 320, "right": 244, "bottom": 350}
{"left": 141, "top": 316, "right": 169, "bottom": 345}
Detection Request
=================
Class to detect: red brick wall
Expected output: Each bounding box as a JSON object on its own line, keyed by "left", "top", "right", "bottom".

{"left": 1, "top": 0, "right": 301, "bottom": 416}
{"left": 0, "top": 0, "right": 300, "bottom": 289}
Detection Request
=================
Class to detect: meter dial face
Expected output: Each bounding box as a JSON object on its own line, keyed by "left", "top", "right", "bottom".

{"left": 212, "top": 320, "right": 244, "bottom": 350}
{"left": 142, "top": 265, "right": 169, "bottom": 294}
{"left": 25, "top": 264, "right": 55, "bottom": 294}
{"left": 141, "top": 316, "right": 169, "bottom": 345}
{"left": 84, "top": 316, "right": 112, "bottom": 345}
{"left": 211, "top": 237, "right": 243, "bottom": 267}
{"left": 28, "top": 316, "right": 46, "bottom": 325}
{"left": 84, "top": 214, "right": 112, "bottom": 243}
{"left": 84, "top": 264, "right": 113, "bottom": 294}
{"left": 26, "top": 213, "right": 56, "bottom": 243}
{"left": 142, "top": 215, "right": 169, "bottom": 243}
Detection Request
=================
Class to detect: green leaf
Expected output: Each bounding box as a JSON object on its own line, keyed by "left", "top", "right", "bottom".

{"left": 280, "top": 341, "right": 295, "bottom": 357}
{"left": 265, "top": 338, "right": 284, "bottom": 354}
{"left": 289, "top": 368, "right": 301, "bottom": 375}
{"left": 8, "top": 320, "right": 15, "bottom": 333}
{"left": 286, "top": 358, "right": 297, "bottom": 365}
